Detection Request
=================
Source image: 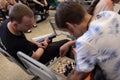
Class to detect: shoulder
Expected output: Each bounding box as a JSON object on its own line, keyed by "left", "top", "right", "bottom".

{"left": 105, "top": 0, "right": 114, "bottom": 7}
{"left": 95, "top": 11, "right": 119, "bottom": 20}
{"left": 98, "top": 0, "right": 113, "bottom": 6}
{"left": 91, "top": 11, "right": 120, "bottom": 28}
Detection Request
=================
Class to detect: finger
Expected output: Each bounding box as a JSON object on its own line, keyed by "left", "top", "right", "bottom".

{"left": 37, "top": 43, "right": 43, "bottom": 47}
{"left": 42, "top": 41, "right": 48, "bottom": 46}
{"left": 41, "top": 46, "right": 46, "bottom": 49}
{"left": 44, "top": 37, "right": 50, "bottom": 42}
{"left": 59, "top": 50, "right": 64, "bottom": 57}
{"left": 41, "top": 42, "right": 48, "bottom": 49}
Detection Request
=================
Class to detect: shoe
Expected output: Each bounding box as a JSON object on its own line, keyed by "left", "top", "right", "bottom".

{"left": 49, "top": 6, "right": 56, "bottom": 10}
{"left": 33, "top": 24, "right": 37, "bottom": 28}
{"left": 26, "top": 30, "right": 32, "bottom": 33}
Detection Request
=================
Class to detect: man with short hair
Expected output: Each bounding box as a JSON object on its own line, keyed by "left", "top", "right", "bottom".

{"left": 0, "top": 3, "right": 71, "bottom": 64}
{"left": 55, "top": 1, "right": 120, "bottom": 80}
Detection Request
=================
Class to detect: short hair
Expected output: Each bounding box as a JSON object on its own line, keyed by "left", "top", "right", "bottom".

{"left": 112, "top": 0, "right": 120, "bottom": 3}
{"left": 9, "top": 3, "right": 34, "bottom": 23}
{"left": 55, "top": 1, "right": 86, "bottom": 29}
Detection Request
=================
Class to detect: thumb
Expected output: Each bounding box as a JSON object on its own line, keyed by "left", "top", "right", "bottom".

{"left": 44, "top": 37, "right": 50, "bottom": 42}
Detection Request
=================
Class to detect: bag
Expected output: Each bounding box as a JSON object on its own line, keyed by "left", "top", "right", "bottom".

{"left": 118, "top": 10, "right": 120, "bottom": 15}
{"left": 91, "top": 65, "right": 106, "bottom": 80}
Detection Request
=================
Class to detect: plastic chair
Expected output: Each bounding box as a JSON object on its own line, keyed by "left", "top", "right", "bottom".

{"left": 17, "top": 51, "right": 58, "bottom": 80}
{"left": 0, "top": 47, "right": 40, "bottom": 80}
{"left": 0, "top": 33, "right": 56, "bottom": 80}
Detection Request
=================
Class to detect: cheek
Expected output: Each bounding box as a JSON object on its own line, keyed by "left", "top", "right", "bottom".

{"left": 25, "top": 25, "right": 33, "bottom": 30}
{"left": 20, "top": 26, "right": 29, "bottom": 32}
{"left": 68, "top": 31, "right": 72, "bottom": 34}
{"left": 68, "top": 30, "right": 74, "bottom": 36}
{"left": 75, "top": 30, "right": 83, "bottom": 37}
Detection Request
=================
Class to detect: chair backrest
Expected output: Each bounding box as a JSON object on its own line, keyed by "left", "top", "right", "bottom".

{"left": 0, "top": 47, "right": 33, "bottom": 75}
{"left": 0, "top": 37, "right": 34, "bottom": 75}
{"left": 17, "top": 51, "right": 58, "bottom": 80}
{"left": 49, "top": 17, "right": 59, "bottom": 35}
{"left": 0, "top": 47, "right": 16, "bottom": 62}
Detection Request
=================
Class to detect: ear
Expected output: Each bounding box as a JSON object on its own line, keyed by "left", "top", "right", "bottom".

{"left": 12, "top": 21, "right": 17, "bottom": 27}
{"left": 66, "top": 22, "right": 75, "bottom": 29}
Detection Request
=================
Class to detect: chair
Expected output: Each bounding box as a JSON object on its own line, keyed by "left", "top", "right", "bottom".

{"left": 49, "top": 17, "right": 76, "bottom": 40}
{"left": 0, "top": 47, "right": 40, "bottom": 80}
{"left": 17, "top": 51, "right": 58, "bottom": 80}
{"left": 0, "top": 33, "right": 56, "bottom": 80}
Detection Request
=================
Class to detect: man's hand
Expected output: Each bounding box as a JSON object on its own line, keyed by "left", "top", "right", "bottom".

{"left": 59, "top": 40, "right": 75, "bottom": 57}
{"left": 44, "top": 0, "right": 48, "bottom": 6}
{"left": 59, "top": 43, "right": 71, "bottom": 57}
{"left": 37, "top": 37, "right": 50, "bottom": 49}
{"left": 40, "top": 3, "right": 45, "bottom": 7}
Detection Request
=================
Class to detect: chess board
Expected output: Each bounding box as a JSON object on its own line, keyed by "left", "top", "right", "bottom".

{"left": 48, "top": 57, "right": 75, "bottom": 78}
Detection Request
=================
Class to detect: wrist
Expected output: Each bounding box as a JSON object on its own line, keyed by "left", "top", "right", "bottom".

{"left": 39, "top": 47, "right": 46, "bottom": 50}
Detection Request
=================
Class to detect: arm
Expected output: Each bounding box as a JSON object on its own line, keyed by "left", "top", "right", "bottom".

{"left": 31, "top": 47, "right": 44, "bottom": 60}
{"left": 30, "top": 38, "right": 49, "bottom": 60}
{"left": 29, "top": 39, "right": 41, "bottom": 46}
{"left": 59, "top": 40, "right": 75, "bottom": 57}
{"left": 106, "top": 0, "right": 114, "bottom": 11}
{"left": 33, "top": 0, "right": 44, "bottom": 7}
{"left": 0, "top": 0, "right": 7, "bottom": 9}
{"left": 6, "top": 0, "right": 17, "bottom": 5}
{"left": 29, "top": 37, "right": 49, "bottom": 49}
{"left": 44, "top": 0, "right": 48, "bottom": 6}
{"left": 72, "top": 41, "right": 97, "bottom": 80}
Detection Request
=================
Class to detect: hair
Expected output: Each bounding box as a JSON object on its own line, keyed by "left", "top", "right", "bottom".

{"left": 55, "top": 1, "right": 86, "bottom": 29}
{"left": 112, "top": 0, "right": 120, "bottom": 3}
{"left": 87, "top": 0, "right": 100, "bottom": 15}
{"left": 9, "top": 3, "right": 34, "bottom": 23}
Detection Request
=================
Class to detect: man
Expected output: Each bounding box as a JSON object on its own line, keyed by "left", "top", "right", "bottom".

{"left": 55, "top": 1, "right": 120, "bottom": 80}
{"left": 33, "top": 0, "right": 49, "bottom": 15}
{"left": 0, "top": 3, "right": 71, "bottom": 64}
{"left": 88, "top": 0, "right": 120, "bottom": 17}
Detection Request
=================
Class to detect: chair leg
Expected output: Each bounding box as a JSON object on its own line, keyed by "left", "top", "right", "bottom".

{"left": 30, "top": 76, "right": 40, "bottom": 80}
